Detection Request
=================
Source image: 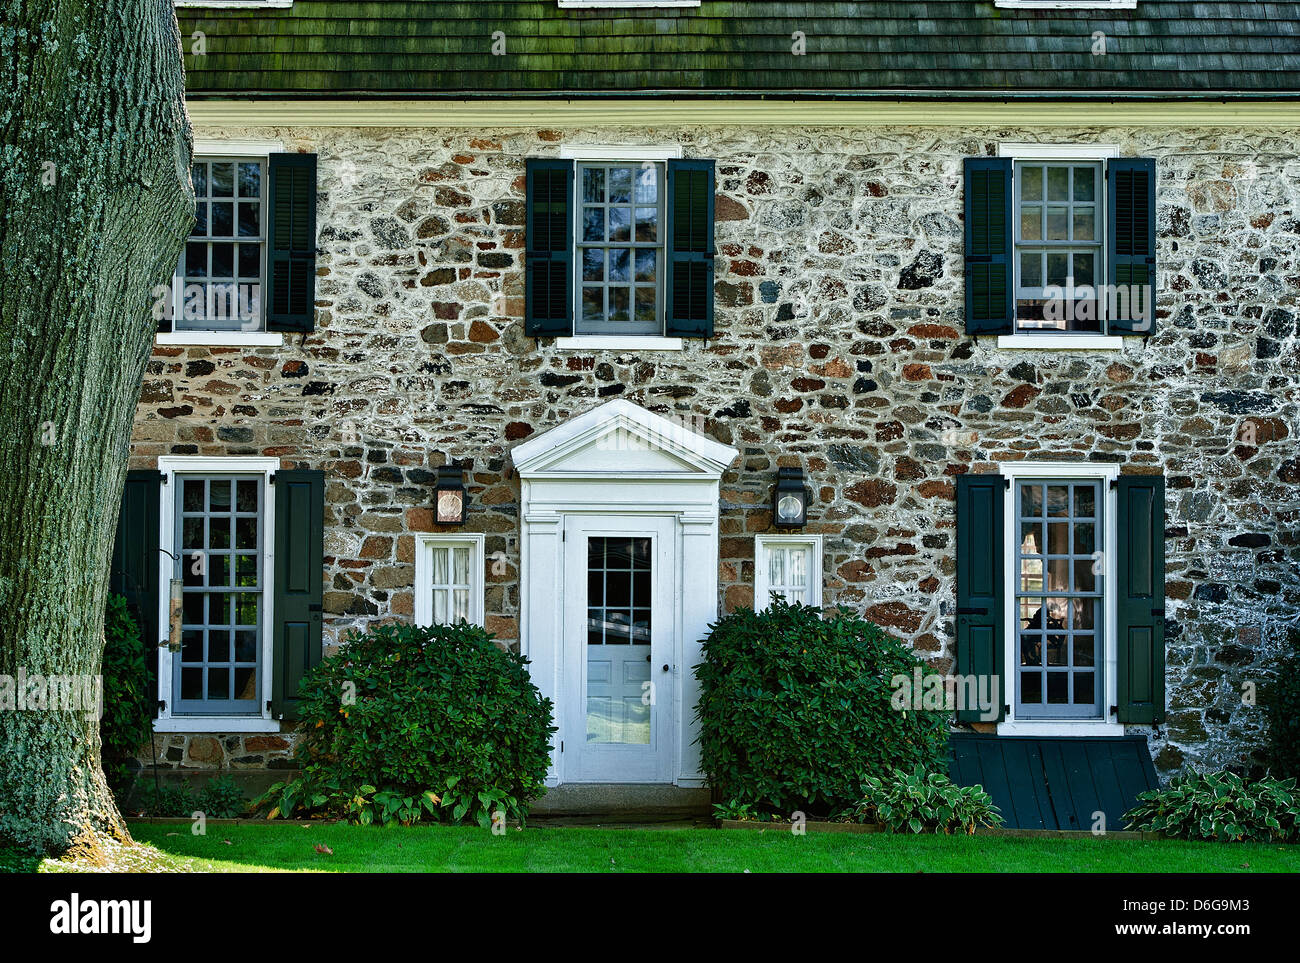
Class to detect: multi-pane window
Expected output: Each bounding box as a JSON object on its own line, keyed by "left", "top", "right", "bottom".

{"left": 754, "top": 537, "right": 822, "bottom": 610}
{"left": 427, "top": 542, "right": 474, "bottom": 624}
{"left": 175, "top": 475, "right": 264, "bottom": 715}
{"left": 576, "top": 162, "right": 664, "bottom": 335}
{"left": 172, "top": 158, "right": 266, "bottom": 331}
{"left": 1015, "top": 480, "right": 1103, "bottom": 719}
{"left": 1014, "top": 162, "right": 1103, "bottom": 332}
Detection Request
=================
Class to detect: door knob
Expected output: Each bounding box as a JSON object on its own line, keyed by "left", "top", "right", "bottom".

{"left": 662, "top": 664, "right": 670, "bottom": 672}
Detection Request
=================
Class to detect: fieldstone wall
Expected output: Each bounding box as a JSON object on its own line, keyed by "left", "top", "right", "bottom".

{"left": 129, "top": 123, "right": 1300, "bottom": 776}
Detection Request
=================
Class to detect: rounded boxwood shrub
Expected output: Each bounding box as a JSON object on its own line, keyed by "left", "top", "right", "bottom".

{"left": 258, "top": 622, "right": 554, "bottom": 826}
{"left": 696, "top": 599, "right": 949, "bottom": 818}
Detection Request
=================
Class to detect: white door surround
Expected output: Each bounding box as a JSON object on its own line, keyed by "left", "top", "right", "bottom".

{"left": 512, "top": 399, "right": 738, "bottom": 787}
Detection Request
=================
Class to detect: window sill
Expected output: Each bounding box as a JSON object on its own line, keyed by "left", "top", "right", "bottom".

{"left": 153, "top": 716, "right": 281, "bottom": 734}
{"left": 157, "top": 331, "right": 284, "bottom": 347}
{"left": 996, "top": 335, "right": 1123, "bottom": 351}
{"left": 555, "top": 336, "right": 684, "bottom": 351}
{"left": 996, "top": 720, "right": 1127, "bottom": 738}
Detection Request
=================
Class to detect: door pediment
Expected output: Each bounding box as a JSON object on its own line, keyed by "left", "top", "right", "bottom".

{"left": 512, "top": 399, "right": 737, "bottom": 479}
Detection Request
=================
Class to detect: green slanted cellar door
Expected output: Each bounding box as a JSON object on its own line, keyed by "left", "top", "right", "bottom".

{"left": 948, "top": 734, "right": 1159, "bottom": 831}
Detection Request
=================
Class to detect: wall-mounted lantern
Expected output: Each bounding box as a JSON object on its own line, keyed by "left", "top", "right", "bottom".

{"left": 434, "top": 465, "right": 467, "bottom": 526}
{"left": 771, "top": 467, "right": 810, "bottom": 529}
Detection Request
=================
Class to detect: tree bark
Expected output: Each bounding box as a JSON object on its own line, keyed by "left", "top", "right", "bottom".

{"left": 0, "top": 0, "right": 192, "bottom": 855}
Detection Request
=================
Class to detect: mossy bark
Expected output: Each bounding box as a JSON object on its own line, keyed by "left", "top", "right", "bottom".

{"left": 0, "top": 0, "right": 192, "bottom": 855}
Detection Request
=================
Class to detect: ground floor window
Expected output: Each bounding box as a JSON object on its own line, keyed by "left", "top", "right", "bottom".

{"left": 415, "top": 534, "right": 485, "bottom": 627}
{"left": 174, "top": 472, "right": 267, "bottom": 715}
{"left": 754, "top": 535, "right": 823, "bottom": 610}
{"left": 1014, "top": 479, "right": 1104, "bottom": 719}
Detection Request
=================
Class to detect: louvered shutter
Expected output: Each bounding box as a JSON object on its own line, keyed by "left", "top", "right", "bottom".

{"left": 524, "top": 158, "right": 574, "bottom": 337}
{"left": 963, "top": 158, "right": 1014, "bottom": 336}
{"left": 1116, "top": 475, "right": 1166, "bottom": 724}
{"left": 1107, "top": 158, "right": 1157, "bottom": 335}
{"left": 955, "top": 473, "right": 1006, "bottom": 723}
{"left": 266, "top": 152, "right": 318, "bottom": 333}
{"left": 270, "top": 469, "right": 324, "bottom": 720}
{"left": 665, "top": 159, "right": 715, "bottom": 339}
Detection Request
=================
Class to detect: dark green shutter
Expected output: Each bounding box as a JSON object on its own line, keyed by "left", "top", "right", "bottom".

{"left": 665, "top": 159, "right": 715, "bottom": 338}
{"left": 1116, "top": 475, "right": 1166, "bottom": 724}
{"left": 525, "top": 158, "right": 573, "bottom": 337}
{"left": 963, "top": 157, "right": 1014, "bottom": 336}
{"left": 1107, "top": 158, "right": 1157, "bottom": 335}
{"left": 271, "top": 469, "right": 324, "bottom": 720}
{"left": 110, "top": 470, "right": 163, "bottom": 716}
{"left": 266, "top": 152, "right": 318, "bottom": 333}
{"left": 956, "top": 473, "right": 1005, "bottom": 723}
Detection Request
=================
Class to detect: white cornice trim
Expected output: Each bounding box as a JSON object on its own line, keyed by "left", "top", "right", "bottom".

{"left": 185, "top": 99, "right": 1300, "bottom": 129}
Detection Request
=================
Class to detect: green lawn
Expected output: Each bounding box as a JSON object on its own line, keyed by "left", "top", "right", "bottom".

{"left": 12, "top": 822, "right": 1283, "bottom": 873}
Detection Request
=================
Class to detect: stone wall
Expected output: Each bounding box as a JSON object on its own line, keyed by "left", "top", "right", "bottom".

{"left": 129, "top": 123, "right": 1300, "bottom": 775}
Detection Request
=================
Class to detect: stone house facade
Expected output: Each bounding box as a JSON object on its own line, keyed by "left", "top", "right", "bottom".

{"left": 113, "top": 2, "right": 1300, "bottom": 818}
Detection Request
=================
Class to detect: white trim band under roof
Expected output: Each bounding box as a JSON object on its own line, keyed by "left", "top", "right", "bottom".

{"left": 186, "top": 99, "right": 1300, "bottom": 129}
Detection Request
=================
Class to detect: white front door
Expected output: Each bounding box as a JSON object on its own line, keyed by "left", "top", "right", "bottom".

{"left": 563, "top": 515, "right": 676, "bottom": 783}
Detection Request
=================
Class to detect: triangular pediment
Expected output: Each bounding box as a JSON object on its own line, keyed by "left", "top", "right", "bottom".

{"left": 511, "top": 399, "right": 737, "bottom": 479}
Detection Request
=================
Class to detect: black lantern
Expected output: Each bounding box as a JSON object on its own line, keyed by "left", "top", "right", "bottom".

{"left": 771, "top": 467, "right": 809, "bottom": 529}
{"left": 434, "top": 465, "right": 467, "bottom": 526}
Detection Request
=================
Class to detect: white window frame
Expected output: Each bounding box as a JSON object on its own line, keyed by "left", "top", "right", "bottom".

{"left": 154, "top": 456, "right": 280, "bottom": 733}
{"left": 414, "top": 534, "right": 486, "bottom": 628}
{"left": 555, "top": 144, "right": 686, "bottom": 352}
{"left": 996, "top": 461, "right": 1124, "bottom": 737}
{"left": 996, "top": 143, "right": 1124, "bottom": 351}
{"left": 754, "top": 535, "right": 823, "bottom": 611}
{"left": 995, "top": 1, "right": 1136, "bottom": 9}
{"left": 157, "top": 138, "right": 286, "bottom": 348}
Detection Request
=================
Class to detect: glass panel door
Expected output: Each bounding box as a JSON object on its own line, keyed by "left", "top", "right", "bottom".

{"left": 585, "top": 536, "right": 652, "bottom": 745}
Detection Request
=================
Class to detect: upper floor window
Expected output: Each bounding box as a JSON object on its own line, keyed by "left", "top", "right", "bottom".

{"left": 170, "top": 157, "right": 267, "bottom": 334}
{"left": 525, "top": 148, "right": 715, "bottom": 347}
{"left": 962, "top": 146, "right": 1156, "bottom": 345}
{"left": 1014, "top": 161, "right": 1102, "bottom": 333}
{"left": 158, "top": 144, "right": 318, "bottom": 345}
{"left": 577, "top": 162, "right": 664, "bottom": 336}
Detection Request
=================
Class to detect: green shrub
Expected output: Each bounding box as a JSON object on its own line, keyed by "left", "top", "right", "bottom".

{"left": 1124, "top": 770, "right": 1299, "bottom": 842}
{"left": 255, "top": 622, "right": 555, "bottom": 827}
{"left": 101, "top": 594, "right": 152, "bottom": 785}
{"left": 1266, "top": 641, "right": 1300, "bottom": 779}
{"left": 128, "top": 776, "right": 250, "bottom": 818}
{"left": 695, "top": 599, "right": 949, "bottom": 818}
{"left": 854, "top": 765, "right": 1003, "bottom": 834}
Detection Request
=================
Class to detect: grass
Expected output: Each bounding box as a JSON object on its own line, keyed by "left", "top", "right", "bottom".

{"left": 5, "top": 822, "right": 1289, "bottom": 873}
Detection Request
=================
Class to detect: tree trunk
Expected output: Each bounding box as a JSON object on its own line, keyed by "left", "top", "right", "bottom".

{"left": 0, "top": 0, "right": 192, "bottom": 855}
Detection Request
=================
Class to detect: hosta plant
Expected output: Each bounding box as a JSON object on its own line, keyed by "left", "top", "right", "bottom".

{"left": 854, "top": 766, "right": 1003, "bottom": 834}
{"left": 1124, "top": 770, "right": 1299, "bottom": 843}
